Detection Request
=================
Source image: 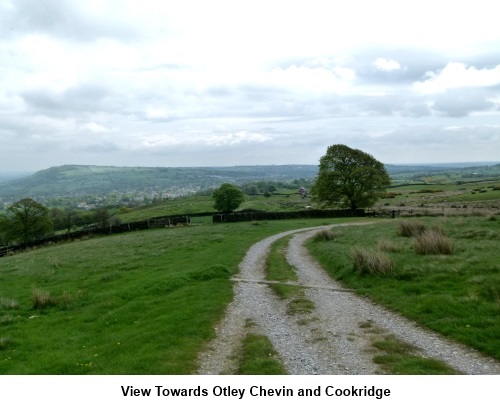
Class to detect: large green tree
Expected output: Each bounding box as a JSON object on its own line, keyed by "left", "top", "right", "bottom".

{"left": 5, "top": 198, "right": 53, "bottom": 243}
{"left": 311, "top": 144, "right": 390, "bottom": 210}
{"left": 212, "top": 183, "right": 245, "bottom": 213}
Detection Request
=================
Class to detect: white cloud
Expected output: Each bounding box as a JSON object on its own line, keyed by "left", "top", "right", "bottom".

{"left": 205, "top": 131, "right": 270, "bottom": 146}
{"left": 373, "top": 58, "right": 402, "bottom": 71}
{"left": 83, "top": 122, "right": 110, "bottom": 133}
{"left": 265, "top": 65, "right": 355, "bottom": 94}
{"left": 414, "top": 62, "right": 500, "bottom": 94}
{"left": 138, "top": 131, "right": 270, "bottom": 150}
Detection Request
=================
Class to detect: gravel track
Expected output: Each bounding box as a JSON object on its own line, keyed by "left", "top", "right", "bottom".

{"left": 197, "top": 223, "right": 500, "bottom": 375}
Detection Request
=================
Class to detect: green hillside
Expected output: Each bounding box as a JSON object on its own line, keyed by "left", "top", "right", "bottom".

{"left": 0, "top": 165, "right": 319, "bottom": 200}
{"left": 2, "top": 163, "right": 500, "bottom": 203}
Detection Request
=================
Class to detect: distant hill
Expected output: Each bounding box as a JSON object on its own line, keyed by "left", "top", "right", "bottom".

{"left": 0, "top": 164, "right": 319, "bottom": 199}
{"left": 1, "top": 163, "right": 499, "bottom": 201}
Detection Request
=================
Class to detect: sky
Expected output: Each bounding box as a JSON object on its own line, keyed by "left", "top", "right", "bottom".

{"left": 1, "top": 0, "right": 499, "bottom": 172}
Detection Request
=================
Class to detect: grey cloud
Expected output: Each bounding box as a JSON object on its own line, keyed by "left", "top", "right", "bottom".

{"left": 77, "top": 142, "right": 121, "bottom": 153}
{"left": 21, "top": 85, "right": 118, "bottom": 117}
{"left": 1, "top": 0, "right": 140, "bottom": 41}
{"left": 377, "top": 125, "right": 500, "bottom": 147}
{"left": 432, "top": 88, "right": 497, "bottom": 117}
{"left": 344, "top": 124, "right": 500, "bottom": 164}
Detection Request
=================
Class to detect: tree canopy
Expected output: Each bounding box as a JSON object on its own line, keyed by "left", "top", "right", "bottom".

{"left": 212, "top": 183, "right": 245, "bottom": 213}
{"left": 4, "top": 198, "right": 53, "bottom": 243}
{"left": 311, "top": 144, "right": 390, "bottom": 210}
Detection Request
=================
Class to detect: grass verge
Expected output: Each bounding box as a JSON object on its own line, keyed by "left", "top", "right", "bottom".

{"left": 307, "top": 216, "right": 500, "bottom": 361}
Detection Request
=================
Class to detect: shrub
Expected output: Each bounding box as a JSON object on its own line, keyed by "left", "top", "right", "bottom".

{"left": 413, "top": 230, "right": 454, "bottom": 255}
{"left": 350, "top": 247, "right": 394, "bottom": 275}
{"left": 398, "top": 220, "right": 426, "bottom": 237}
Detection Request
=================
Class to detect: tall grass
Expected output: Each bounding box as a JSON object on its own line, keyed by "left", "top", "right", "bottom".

{"left": 0, "top": 297, "right": 19, "bottom": 310}
{"left": 413, "top": 230, "right": 454, "bottom": 255}
{"left": 398, "top": 220, "right": 427, "bottom": 237}
{"left": 350, "top": 247, "right": 394, "bottom": 275}
{"left": 32, "top": 288, "right": 52, "bottom": 310}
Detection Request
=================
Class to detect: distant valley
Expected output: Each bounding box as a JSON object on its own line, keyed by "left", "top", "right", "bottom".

{"left": 1, "top": 163, "right": 499, "bottom": 210}
{"left": 0, "top": 165, "right": 319, "bottom": 207}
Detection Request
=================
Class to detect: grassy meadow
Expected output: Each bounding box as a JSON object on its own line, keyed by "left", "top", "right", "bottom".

{"left": 0, "top": 217, "right": 354, "bottom": 374}
{"left": 376, "top": 179, "right": 500, "bottom": 213}
{"left": 307, "top": 215, "right": 500, "bottom": 360}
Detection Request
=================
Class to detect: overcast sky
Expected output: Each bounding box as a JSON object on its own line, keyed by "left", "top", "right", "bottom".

{"left": 1, "top": 0, "right": 499, "bottom": 171}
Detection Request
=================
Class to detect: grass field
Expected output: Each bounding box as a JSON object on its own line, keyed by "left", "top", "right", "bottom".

{"left": 115, "top": 178, "right": 500, "bottom": 225}
{"left": 377, "top": 180, "right": 500, "bottom": 210}
{"left": 307, "top": 215, "right": 500, "bottom": 360}
{"left": 0, "top": 217, "right": 354, "bottom": 374}
{"left": 117, "top": 191, "right": 311, "bottom": 223}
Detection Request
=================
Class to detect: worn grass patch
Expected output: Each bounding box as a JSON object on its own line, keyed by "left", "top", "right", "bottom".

{"left": 266, "top": 235, "right": 316, "bottom": 315}
{"left": 265, "top": 236, "right": 300, "bottom": 299}
{"left": 287, "top": 298, "right": 315, "bottom": 315}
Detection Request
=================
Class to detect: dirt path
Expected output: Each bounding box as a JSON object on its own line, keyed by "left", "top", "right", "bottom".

{"left": 197, "top": 223, "right": 500, "bottom": 375}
